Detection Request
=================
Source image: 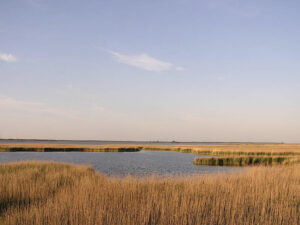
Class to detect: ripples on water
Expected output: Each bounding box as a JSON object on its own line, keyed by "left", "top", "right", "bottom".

{"left": 0, "top": 151, "right": 241, "bottom": 176}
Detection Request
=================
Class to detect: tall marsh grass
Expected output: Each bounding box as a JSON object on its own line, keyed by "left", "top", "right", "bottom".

{"left": 193, "top": 156, "right": 291, "bottom": 166}
{"left": 1, "top": 143, "right": 300, "bottom": 156}
{"left": 0, "top": 144, "right": 141, "bottom": 152}
{"left": 0, "top": 161, "right": 299, "bottom": 225}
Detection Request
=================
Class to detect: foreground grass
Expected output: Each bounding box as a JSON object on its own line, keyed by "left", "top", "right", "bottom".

{"left": 0, "top": 161, "right": 299, "bottom": 225}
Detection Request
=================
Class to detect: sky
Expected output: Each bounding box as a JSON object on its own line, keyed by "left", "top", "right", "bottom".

{"left": 0, "top": 0, "right": 299, "bottom": 142}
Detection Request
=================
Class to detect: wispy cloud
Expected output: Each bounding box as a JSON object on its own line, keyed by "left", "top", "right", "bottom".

{"left": 90, "top": 104, "right": 105, "bottom": 113}
{"left": 216, "top": 75, "right": 231, "bottom": 82}
{"left": 0, "top": 53, "right": 17, "bottom": 63}
{"left": 0, "top": 96, "right": 77, "bottom": 118}
{"left": 109, "top": 51, "right": 183, "bottom": 72}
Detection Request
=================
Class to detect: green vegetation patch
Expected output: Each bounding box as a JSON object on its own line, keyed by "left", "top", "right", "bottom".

{"left": 0, "top": 147, "right": 142, "bottom": 152}
{"left": 194, "top": 151, "right": 300, "bottom": 156}
{"left": 193, "top": 156, "right": 292, "bottom": 166}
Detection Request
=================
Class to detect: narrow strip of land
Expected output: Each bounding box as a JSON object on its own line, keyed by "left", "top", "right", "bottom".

{"left": 1, "top": 143, "right": 299, "bottom": 167}
{"left": 1, "top": 143, "right": 300, "bottom": 154}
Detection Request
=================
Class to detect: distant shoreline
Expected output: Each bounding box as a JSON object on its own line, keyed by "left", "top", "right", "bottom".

{"left": 0, "top": 138, "right": 284, "bottom": 145}
{"left": 0, "top": 143, "right": 299, "bottom": 155}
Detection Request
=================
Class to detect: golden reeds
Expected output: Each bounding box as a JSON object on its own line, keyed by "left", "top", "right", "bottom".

{"left": 193, "top": 156, "right": 292, "bottom": 166}
{"left": 1, "top": 143, "right": 300, "bottom": 155}
{"left": 0, "top": 161, "right": 299, "bottom": 225}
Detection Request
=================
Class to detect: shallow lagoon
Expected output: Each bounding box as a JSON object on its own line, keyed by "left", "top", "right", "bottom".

{"left": 0, "top": 150, "right": 241, "bottom": 176}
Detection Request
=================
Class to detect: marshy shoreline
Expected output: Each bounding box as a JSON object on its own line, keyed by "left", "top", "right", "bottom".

{"left": 0, "top": 161, "right": 299, "bottom": 225}
{"left": 1, "top": 143, "right": 300, "bottom": 153}
{"left": 1, "top": 143, "right": 300, "bottom": 167}
{"left": 193, "top": 156, "right": 299, "bottom": 166}
{"left": 1, "top": 144, "right": 299, "bottom": 224}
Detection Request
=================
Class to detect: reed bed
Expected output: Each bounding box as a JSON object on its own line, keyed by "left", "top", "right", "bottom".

{"left": 0, "top": 144, "right": 141, "bottom": 152}
{"left": 0, "top": 161, "right": 299, "bottom": 225}
{"left": 143, "top": 144, "right": 300, "bottom": 155}
{"left": 193, "top": 156, "right": 293, "bottom": 166}
{"left": 1, "top": 143, "right": 300, "bottom": 156}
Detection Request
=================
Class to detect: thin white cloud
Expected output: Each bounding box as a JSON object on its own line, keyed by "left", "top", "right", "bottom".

{"left": 175, "top": 66, "right": 184, "bottom": 71}
{"left": 216, "top": 75, "right": 232, "bottom": 82}
{"left": 0, "top": 96, "right": 77, "bottom": 118}
{"left": 109, "top": 51, "right": 183, "bottom": 72}
{"left": 91, "top": 104, "right": 105, "bottom": 113}
{"left": 0, "top": 53, "right": 17, "bottom": 63}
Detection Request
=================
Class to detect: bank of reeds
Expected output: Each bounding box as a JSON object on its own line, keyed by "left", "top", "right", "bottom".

{"left": 144, "top": 144, "right": 300, "bottom": 156}
{"left": 0, "top": 145, "right": 141, "bottom": 152}
{"left": 195, "top": 151, "right": 300, "bottom": 156}
{"left": 0, "top": 161, "right": 299, "bottom": 225}
{"left": 193, "top": 156, "right": 294, "bottom": 166}
{"left": 1, "top": 143, "right": 300, "bottom": 156}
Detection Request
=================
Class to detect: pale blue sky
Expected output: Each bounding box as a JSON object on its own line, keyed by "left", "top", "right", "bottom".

{"left": 0, "top": 0, "right": 299, "bottom": 142}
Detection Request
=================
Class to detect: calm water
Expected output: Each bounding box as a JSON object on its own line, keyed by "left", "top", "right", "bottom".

{"left": 0, "top": 151, "right": 240, "bottom": 176}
